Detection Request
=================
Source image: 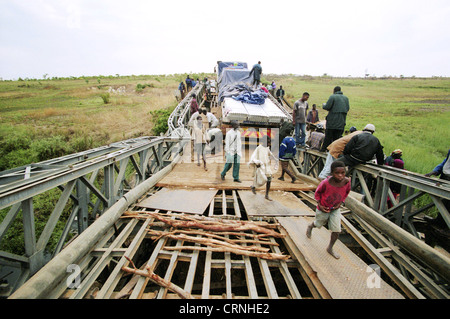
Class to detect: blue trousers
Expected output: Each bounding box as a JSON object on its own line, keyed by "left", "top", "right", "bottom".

{"left": 295, "top": 122, "right": 306, "bottom": 146}
{"left": 221, "top": 154, "right": 240, "bottom": 180}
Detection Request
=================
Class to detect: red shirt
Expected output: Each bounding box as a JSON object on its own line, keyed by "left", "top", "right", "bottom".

{"left": 315, "top": 177, "right": 351, "bottom": 211}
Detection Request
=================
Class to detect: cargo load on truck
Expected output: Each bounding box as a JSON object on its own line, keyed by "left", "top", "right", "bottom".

{"left": 216, "top": 61, "right": 290, "bottom": 127}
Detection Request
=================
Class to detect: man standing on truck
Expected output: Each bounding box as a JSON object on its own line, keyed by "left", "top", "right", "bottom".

{"left": 249, "top": 61, "right": 262, "bottom": 87}
{"left": 221, "top": 120, "right": 242, "bottom": 183}
{"left": 293, "top": 92, "right": 310, "bottom": 147}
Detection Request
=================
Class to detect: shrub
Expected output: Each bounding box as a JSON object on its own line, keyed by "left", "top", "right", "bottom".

{"left": 135, "top": 83, "right": 155, "bottom": 92}
{"left": 70, "top": 135, "right": 95, "bottom": 152}
{"left": 101, "top": 93, "right": 110, "bottom": 104}
{"left": 149, "top": 108, "right": 172, "bottom": 136}
{"left": 31, "top": 136, "right": 70, "bottom": 161}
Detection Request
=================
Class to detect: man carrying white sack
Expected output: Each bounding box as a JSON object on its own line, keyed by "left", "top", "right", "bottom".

{"left": 249, "top": 136, "right": 278, "bottom": 201}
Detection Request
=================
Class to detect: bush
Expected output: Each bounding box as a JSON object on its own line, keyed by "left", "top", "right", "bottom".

{"left": 135, "top": 83, "right": 155, "bottom": 92}
{"left": 0, "top": 132, "right": 34, "bottom": 171}
{"left": 31, "top": 136, "right": 70, "bottom": 161}
{"left": 70, "top": 135, "right": 95, "bottom": 152}
{"left": 101, "top": 93, "right": 110, "bottom": 104}
{"left": 149, "top": 108, "right": 172, "bottom": 136}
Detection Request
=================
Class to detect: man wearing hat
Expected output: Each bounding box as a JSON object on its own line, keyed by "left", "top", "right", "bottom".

{"left": 317, "top": 126, "right": 363, "bottom": 180}
{"left": 336, "top": 124, "right": 384, "bottom": 167}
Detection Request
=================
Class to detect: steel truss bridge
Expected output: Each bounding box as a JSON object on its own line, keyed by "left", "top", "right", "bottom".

{"left": 1, "top": 82, "right": 449, "bottom": 299}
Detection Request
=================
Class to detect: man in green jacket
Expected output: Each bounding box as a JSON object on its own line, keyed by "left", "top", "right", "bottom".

{"left": 320, "top": 86, "right": 350, "bottom": 152}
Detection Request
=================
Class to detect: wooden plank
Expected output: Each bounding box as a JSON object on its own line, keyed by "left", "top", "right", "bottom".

{"left": 183, "top": 236, "right": 202, "bottom": 293}
{"left": 238, "top": 190, "right": 315, "bottom": 217}
{"left": 241, "top": 237, "right": 258, "bottom": 298}
{"left": 157, "top": 239, "right": 184, "bottom": 299}
{"left": 277, "top": 216, "right": 404, "bottom": 299}
{"left": 97, "top": 218, "right": 152, "bottom": 299}
{"left": 222, "top": 190, "right": 227, "bottom": 216}
{"left": 136, "top": 188, "right": 218, "bottom": 215}
{"left": 201, "top": 251, "right": 213, "bottom": 299}
{"left": 208, "top": 197, "right": 215, "bottom": 217}
{"left": 155, "top": 161, "right": 316, "bottom": 192}
{"left": 224, "top": 235, "right": 232, "bottom": 299}
{"left": 269, "top": 237, "right": 302, "bottom": 299}
{"left": 232, "top": 190, "right": 241, "bottom": 218}
{"left": 255, "top": 239, "right": 278, "bottom": 298}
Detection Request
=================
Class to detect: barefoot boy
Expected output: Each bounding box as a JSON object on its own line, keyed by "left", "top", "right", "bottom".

{"left": 306, "top": 161, "right": 351, "bottom": 259}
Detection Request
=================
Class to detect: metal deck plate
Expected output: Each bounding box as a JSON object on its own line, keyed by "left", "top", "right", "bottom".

{"left": 136, "top": 188, "right": 218, "bottom": 215}
{"left": 238, "top": 190, "right": 315, "bottom": 217}
{"left": 277, "top": 216, "right": 405, "bottom": 299}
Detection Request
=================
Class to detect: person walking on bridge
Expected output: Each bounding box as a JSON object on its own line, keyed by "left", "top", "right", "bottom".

{"left": 249, "top": 137, "right": 278, "bottom": 201}
{"left": 307, "top": 161, "right": 351, "bottom": 259}
{"left": 193, "top": 116, "right": 208, "bottom": 171}
{"left": 221, "top": 121, "right": 242, "bottom": 182}
{"left": 278, "top": 128, "right": 297, "bottom": 183}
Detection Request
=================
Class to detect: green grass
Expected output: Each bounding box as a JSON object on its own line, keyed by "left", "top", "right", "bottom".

{"left": 264, "top": 75, "right": 450, "bottom": 174}
{"left": 0, "top": 73, "right": 210, "bottom": 171}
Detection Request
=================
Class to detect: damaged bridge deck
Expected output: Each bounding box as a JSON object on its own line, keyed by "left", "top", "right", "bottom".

{"left": 55, "top": 155, "right": 403, "bottom": 299}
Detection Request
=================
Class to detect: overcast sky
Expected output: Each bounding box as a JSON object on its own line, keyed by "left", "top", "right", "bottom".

{"left": 1, "top": 0, "right": 449, "bottom": 80}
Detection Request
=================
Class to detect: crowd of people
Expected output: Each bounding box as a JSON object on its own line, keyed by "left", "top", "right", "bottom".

{"left": 185, "top": 64, "right": 449, "bottom": 259}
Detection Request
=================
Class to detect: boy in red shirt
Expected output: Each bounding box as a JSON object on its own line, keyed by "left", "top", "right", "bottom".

{"left": 306, "top": 161, "right": 351, "bottom": 259}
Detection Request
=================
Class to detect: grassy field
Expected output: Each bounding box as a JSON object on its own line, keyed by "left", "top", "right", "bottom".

{"left": 0, "top": 74, "right": 209, "bottom": 171}
{"left": 263, "top": 75, "right": 450, "bottom": 174}
{"left": 0, "top": 74, "right": 449, "bottom": 174}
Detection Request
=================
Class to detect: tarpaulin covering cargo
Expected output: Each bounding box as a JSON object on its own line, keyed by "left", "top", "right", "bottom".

{"left": 216, "top": 61, "right": 248, "bottom": 77}
{"left": 218, "top": 68, "right": 253, "bottom": 101}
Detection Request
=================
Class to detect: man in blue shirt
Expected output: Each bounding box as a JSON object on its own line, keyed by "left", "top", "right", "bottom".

{"left": 278, "top": 129, "right": 297, "bottom": 183}
{"left": 424, "top": 148, "right": 450, "bottom": 249}
{"left": 425, "top": 148, "right": 450, "bottom": 181}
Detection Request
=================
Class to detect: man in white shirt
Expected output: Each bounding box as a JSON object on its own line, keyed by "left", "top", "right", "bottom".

{"left": 206, "top": 111, "right": 219, "bottom": 128}
{"left": 249, "top": 137, "right": 278, "bottom": 200}
{"left": 220, "top": 121, "right": 242, "bottom": 182}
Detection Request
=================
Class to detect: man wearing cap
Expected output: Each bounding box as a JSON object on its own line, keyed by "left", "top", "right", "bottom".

{"left": 336, "top": 124, "right": 384, "bottom": 167}
{"left": 318, "top": 127, "right": 363, "bottom": 180}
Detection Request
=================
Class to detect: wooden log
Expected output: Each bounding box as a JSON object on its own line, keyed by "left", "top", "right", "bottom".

{"left": 121, "top": 257, "right": 195, "bottom": 299}
{"left": 147, "top": 229, "right": 279, "bottom": 247}
{"left": 163, "top": 245, "right": 290, "bottom": 261}
{"left": 151, "top": 232, "right": 270, "bottom": 253}
{"left": 142, "top": 211, "right": 284, "bottom": 238}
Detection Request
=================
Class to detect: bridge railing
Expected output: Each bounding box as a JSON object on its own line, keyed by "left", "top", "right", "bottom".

{"left": 297, "top": 148, "right": 450, "bottom": 235}
{"left": 295, "top": 148, "right": 450, "bottom": 298}
{"left": 0, "top": 81, "right": 203, "bottom": 295}
{"left": 167, "top": 83, "right": 204, "bottom": 137}
{"left": 0, "top": 135, "right": 189, "bottom": 293}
